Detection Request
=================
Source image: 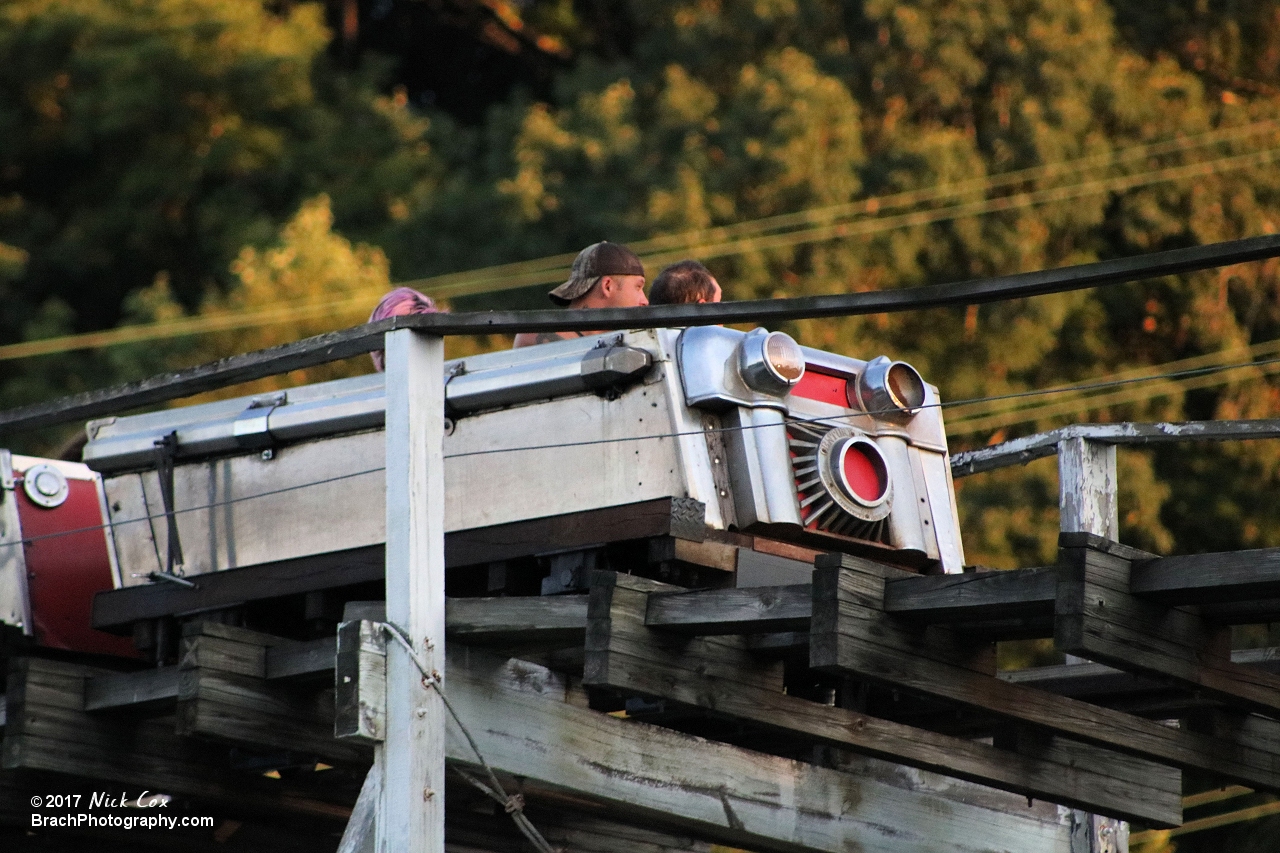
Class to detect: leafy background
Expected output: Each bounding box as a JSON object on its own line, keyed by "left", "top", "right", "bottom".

{"left": 5, "top": 3, "right": 1280, "bottom": 846}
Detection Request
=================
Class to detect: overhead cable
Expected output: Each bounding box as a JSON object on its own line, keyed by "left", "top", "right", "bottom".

{"left": 4, "top": 126, "right": 1280, "bottom": 363}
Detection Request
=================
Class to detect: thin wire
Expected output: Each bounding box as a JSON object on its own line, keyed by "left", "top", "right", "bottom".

{"left": 379, "top": 621, "right": 561, "bottom": 853}
{"left": 395, "top": 118, "right": 1280, "bottom": 289}
{"left": 3, "top": 466, "right": 387, "bottom": 548}
{"left": 437, "top": 353, "right": 1280, "bottom": 461}
{"left": 946, "top": 342, "right": 1280, "bottom": 434}
{"left": 4, "top": 127, "right": 1280, "bottom": 362}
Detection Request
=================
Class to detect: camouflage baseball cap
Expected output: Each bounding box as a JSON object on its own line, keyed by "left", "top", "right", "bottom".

{"left": 548, "top": 241, "right": 646, "bottom": 305}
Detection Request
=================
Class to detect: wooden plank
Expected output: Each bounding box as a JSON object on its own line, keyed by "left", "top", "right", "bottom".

{"left": 1056, "top": 540, "right": 1280, "bottom": 718}
{"left": 645, "top": 584, "right": 812, "bottom": 635}
{"left": 952, "top": 418, "right": 1280, "bottom": 478}
{"left": 585, "top": 572, "right": 1181, "bottom": 827}
{"left": 84, "top": 666, "right": 179, "bottom": 712}
{"left": 10, "top": 233, "right": 1280, "bottom": 435}
{"left": 646, "top": 536, "right": 739, "bottom": 572}
{"left": 448, "top": 646, "right": 1082, "bottom": 853}
{"left": 1132, "top": 548, "right": 1280, "bottom": 604}
{"left": 176, "top": 667, "right": 371, "bottom": 765}
{"left": 381, "top": 328, "right": 445, "bottom": 853}
{"left": 92, "top": 498, "right": 704, "bottom": 633}
{"left": 883, "top": 567, "right": 1057, "bottom": 625}
{"left": 810, "top": 553, "right": 1280, "bottom": 793}
{"left": 267, "top": 635, "right": 338, "bottom": 680}
{"left": 445, "top": 595, "right": 588, "bottom": 646}
{"left": 92, "top": 545, "right": 386, "bottom": 633}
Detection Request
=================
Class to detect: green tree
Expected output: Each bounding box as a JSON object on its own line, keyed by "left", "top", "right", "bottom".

{"left": 0, "top": 0, "right": 438, "bottom": 407}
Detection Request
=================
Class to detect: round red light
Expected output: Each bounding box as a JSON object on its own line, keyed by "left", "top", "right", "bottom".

{"left": 839, "top": 441, "right": 888, "bottom": 504}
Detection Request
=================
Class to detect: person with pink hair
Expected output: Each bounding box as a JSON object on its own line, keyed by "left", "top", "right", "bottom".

{"left": 368, "top": 287, "right": 440, "bottom": 371}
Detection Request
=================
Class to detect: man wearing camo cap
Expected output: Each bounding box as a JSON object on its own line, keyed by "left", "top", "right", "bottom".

{"left": 513, "top": 241, "right": 649, "bottom": 347}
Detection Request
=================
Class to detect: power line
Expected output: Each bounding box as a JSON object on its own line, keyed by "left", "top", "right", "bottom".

{"left": 4, "top": 126, "right": 1280, "bottom": 363}
{"left": 942, "top": 338, "right": 1280, "bottom": 432}
{"left": 946, "top": 338, "right": 1280, "bottom": 422}
{"left": 6, "top": 232, "right": 1280, "bottom": 435}
{"left": 395, "top": 118, "right": 1280, "bottom": 291}
{"left": 948, "top": 346, "right": 1280, "bottom": 435}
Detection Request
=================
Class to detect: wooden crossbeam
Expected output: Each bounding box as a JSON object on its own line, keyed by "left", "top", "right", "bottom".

{"left": 445, "top": 595, "right": 588, "bottom": 646}
{"left": 585, "top": 572, "right": 1181, "bottom": 827}
{"left": 645, "top": 584, "right": 812, "bottom": 634}
{"left": 1056, "top": 536, "right": 1280, "bottom": 718}
{"left": 1132, "top": 547, "right": 1280, "bottom": 604}
{"left": 445, "top": 643, "right": 1084, "bottom": 853}
{"left": 92, "top": 498, "right": 704, "bottom": 633}
{"left": 811, "top": 553, "right": 1280, "bottom": 793}
{"left": 882, "top": 567, "right": 1056, "bottom": 638}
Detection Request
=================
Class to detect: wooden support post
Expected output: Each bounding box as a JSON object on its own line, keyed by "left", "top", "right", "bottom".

{"left": 1056, "top": 535, "right": 1280, "bottom": 718}
{"left": 1058, "top": 437, "right": 1118, "bottom": 539}
{"left": 381, "top": 328, "right": 446, "bottom": 853}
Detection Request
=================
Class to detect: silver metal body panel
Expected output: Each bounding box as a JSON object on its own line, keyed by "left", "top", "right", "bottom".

{"left": 0, "top": 451, "right": 31, "bottom": 634}
{"left": 106, "top": 330, "right": 690, "bottom": 586}
{"left": 94, "top": 326, "right": 967, "bottom": 586}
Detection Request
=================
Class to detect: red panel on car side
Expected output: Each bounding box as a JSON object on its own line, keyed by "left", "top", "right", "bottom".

{"left": 791, "top": 368, "right": 850, "bottom": 408}
{"left": 14, "top": 469, "right": 137, "bottom": 657}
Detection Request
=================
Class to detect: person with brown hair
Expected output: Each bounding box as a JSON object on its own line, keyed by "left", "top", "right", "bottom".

{"left": 648, "top": 259, "right": 721, "bottom": 305}
{"left": 513, "top": 241, "right": 649, "bottom": 347}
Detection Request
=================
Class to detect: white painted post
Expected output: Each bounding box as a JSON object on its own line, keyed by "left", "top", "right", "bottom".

{"left": 380, "top": 329, "right": 446, "bottom": 853}
{"left": 1059, "top": 437, "right": 1128, "bottom": 853}
{"left": 1058, "top": 437, "right": 1118, "bottom": 539}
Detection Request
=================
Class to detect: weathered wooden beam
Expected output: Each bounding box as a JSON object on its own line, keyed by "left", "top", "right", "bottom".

{"left": 3, "top": 656, "right": 358, "bottom": 819}
{"left": 332, "top": 619, "right": 1087, "bottom": 851}
{"left": 645, "top": 584, "right": 812, "bottom": 635}
{"left": 175, "top": 622, "right": 371, "bottom": 766}
{"left": 951, "top": 418, "right": 1280, "bottom": 478}
{"left": 585, "top": 572, "right": 1181, "bottom": 827}
{"left": 811, "top": 553, "right": 1280, "bottom": 793}
{"left": 449, "top": 644, "right": 1084, "bottom": 853}
{"left": 92, "top": 498, "right": 705, "bottom": 633}
{"left": 1131, "top": 547, "right": 1280, "bottom": 605}
{"left": 445, "top": 595, "right": 588, "bottom": 646}
{"left": 883, "top": 566, "right": 1056, "bottom": 631}
{"left": 267, "top": 636, "right": 338, "bottom": 680}
{"left": 381, "top": 329, "right": 447, "bottom": 853}
{"left": 1057, "top": 535, "right": 1280, "bottom": 719}
{"left": 84, "top": 666, "right": 180, "bottom": 713}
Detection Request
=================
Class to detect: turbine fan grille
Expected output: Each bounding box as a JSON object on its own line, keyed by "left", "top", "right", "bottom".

{"left": 787, "top": 420, "right": 893, "bottom": 545}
